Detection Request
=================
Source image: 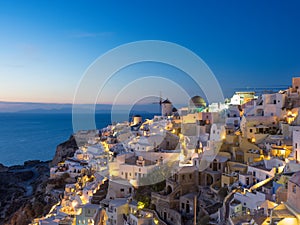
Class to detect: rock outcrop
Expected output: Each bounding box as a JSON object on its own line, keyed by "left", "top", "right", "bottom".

{"left": 51, "top": 135, "right": 78, "bottom": 166}
{"left": 0, "top": 161, "right": 51, "bottom": 225}
{"left": 0, "top": 135, "right": 78, "bottom": 225}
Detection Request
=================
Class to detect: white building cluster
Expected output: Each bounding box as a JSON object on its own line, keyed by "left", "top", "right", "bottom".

{"left": 33, "top": 77, "right": 300, "bottom": 225}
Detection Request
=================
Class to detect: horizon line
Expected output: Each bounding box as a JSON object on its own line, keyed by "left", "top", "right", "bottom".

{"left": 0, "top": 100, "right": 169, "bottom": 106}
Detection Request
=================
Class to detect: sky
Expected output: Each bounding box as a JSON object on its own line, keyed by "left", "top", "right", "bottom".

{"left": 1, "top": 0, "right": 300, "bottom": 105}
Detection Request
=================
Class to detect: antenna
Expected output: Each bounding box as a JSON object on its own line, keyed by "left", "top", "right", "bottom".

{"left": 159, "top": 91, "right": 162, "bottom": 115}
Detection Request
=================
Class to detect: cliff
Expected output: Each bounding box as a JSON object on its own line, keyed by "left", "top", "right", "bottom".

{"left": 0, "top": 135, "right": 78, "bottom": 225}
{"left": 51, "top": 135, "right": 78, "bottom": 166}
{"left": 0, "top": 160, "right": 51, "bottom": 225}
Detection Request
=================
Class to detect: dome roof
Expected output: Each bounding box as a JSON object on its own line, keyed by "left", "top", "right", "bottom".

{"left": 189, "top": 95, "right": 207, "bottom": 108}
{"left": 162, "top": 99, "right": 171, "bottom": 104}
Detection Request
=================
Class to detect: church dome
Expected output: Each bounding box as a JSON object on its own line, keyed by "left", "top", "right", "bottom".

{"left": 162, "top": 99, "right": 171, "bottom": 104}
{"left": 189, "top": 96, "right": 207, "bottom": 108}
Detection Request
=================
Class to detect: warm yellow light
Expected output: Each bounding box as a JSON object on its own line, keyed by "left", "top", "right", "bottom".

{"left": 137, "top": 201, "right": 145, "bottom": 210}
{"left": 286, "top": 110, "right": 298, "bottom": 124}
{"left": 251, "top": 137, "right": 256, "bottom": 143}
{"left": 71, "top": 200, "right": 78, "bottom": 208}
{"left": 153, "top": 218, "right": 159, "bottom": 225}
{"left": 129, "top": 179, "right": 138, "bottom": 188}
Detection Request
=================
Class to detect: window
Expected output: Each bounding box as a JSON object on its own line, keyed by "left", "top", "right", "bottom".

{"left": 293, "top": 184, "right": 297, "bottom": 193}
{"left": 250, "top": 129, "right": 253, "bottom": 133}
{"left": 296, "top": 143, "right": 298, "bottom": 149}
{"left": 182, "top": 175, "right": 185, "bottom": 180}
{"left": 189, "top": 174, "right": 192, "bottom": 179}
{"left": 120, "top": 188, "right": 124, "bottom": 192}
{"left": 182, "top": 203, "right": 185, "bottom": 209}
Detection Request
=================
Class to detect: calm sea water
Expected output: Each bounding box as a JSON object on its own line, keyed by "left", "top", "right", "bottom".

{"left": 0, "top": 113, "right": 156, "bottom": 166}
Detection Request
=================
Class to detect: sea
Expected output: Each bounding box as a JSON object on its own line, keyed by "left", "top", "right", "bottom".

{"left": 0, "top": 112, "right": 156, "bottom": 166}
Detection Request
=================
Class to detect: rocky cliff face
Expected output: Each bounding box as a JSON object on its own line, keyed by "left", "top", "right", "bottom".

{"left": 0, "top": 135, "right": 78, "bottom": 225}
{"left": 0, "top": 161, "right": 51, "bottom": 225}
{"left": 51, "top": 135, "right": 78, "bottom": 166}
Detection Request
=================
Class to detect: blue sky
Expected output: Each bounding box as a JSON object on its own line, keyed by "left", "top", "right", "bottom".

{"left": 1, "top": 0, "right": 300, "bottom": 104}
